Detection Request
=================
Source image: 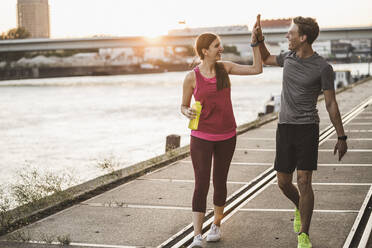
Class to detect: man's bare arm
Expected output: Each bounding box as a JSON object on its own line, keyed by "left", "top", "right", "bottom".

{"left": 254, "top": 15, "right": 279, "bottom": 66}
{"left": 323, "top": 89, "right": 348, "bottom": 161}
{"left": 259, "top": 42, "right": 278, "bottom": 66}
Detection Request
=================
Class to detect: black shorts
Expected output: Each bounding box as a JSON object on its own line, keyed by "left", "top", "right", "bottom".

{"left": 274, "top": 124, "right": 319, "bottom": 173}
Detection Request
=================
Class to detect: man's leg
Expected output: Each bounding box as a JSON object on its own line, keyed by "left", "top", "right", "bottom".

{"left": 277, "top": 172, "right": 300, "bottom": 208}
{"left": 295, "top": 124, "right": 318, "bottom": 236}
{"left": 275, "top": 124, "right": 303, "bottom": 234}
{"left": 297, "top": 170, "right": 314, "bottom": 235}
{"left": 275, "top": 124, "right": 298, "bottom": 206}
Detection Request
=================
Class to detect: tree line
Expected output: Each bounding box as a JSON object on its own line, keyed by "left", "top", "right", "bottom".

{"left": 0, "top": 27, "right": 30, "bottom": 40}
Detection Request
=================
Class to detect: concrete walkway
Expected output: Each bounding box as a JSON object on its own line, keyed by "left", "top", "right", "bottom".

{"left": 1, "top": 78, "right": 372, "bottom": 248}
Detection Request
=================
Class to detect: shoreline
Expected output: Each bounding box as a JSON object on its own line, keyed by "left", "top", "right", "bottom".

{"left": 0, "top": 63, "right": 190, "bottom": 81}
{"left": 1, "top": 61, "right": 369, "bottom": 82}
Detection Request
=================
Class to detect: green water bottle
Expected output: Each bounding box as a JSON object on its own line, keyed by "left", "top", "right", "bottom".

{"left": 188, "top": 101, "right": 202, "bottom": 130}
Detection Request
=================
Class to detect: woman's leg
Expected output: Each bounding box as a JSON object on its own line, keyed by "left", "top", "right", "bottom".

{"left": 212, "top": 205, "right": 224, "bottom": 226}
{"left": 190, "top": 136, "right": 214, "bottom": 235}
{"left": 192, "top": 212, "right": 205, "bottom": 237}
{"left": 212, "top": 135, "right": 236, "bottom": 226}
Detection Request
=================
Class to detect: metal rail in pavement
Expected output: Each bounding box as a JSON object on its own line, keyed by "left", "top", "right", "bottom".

{"left": 158, "top": 96, "right": 372, "bottom": 248}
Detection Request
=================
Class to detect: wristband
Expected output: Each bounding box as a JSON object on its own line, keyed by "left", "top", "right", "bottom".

{"left": 338, "top": 135, "right": 347, "bottom": 141}
{"left": 250, "top": 36, "right": 265, "bottom": 47}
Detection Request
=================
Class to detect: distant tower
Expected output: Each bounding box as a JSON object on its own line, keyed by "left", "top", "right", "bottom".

{"left": 17, "top": 0, "right": 50, "bottom": 38}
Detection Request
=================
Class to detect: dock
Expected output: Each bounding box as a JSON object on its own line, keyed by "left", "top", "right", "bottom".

{"left": 0, "top": 78, "right": 372, "bottom": 248}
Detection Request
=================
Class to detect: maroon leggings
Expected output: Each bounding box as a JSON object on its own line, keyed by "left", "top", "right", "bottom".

{"left": 190, "top": 135, "right": 236, "bottom": 213}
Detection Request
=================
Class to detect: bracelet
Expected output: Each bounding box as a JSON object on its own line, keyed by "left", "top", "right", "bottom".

{"left": 338, "top": 135, "right": 347, "bottom": 141}
{"left": 250, "top": 36, "right": 265, "bottom": 47}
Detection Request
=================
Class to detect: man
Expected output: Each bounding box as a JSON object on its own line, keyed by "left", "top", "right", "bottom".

{"left": 254, "top": 16, "right": 348, "bottom": 248}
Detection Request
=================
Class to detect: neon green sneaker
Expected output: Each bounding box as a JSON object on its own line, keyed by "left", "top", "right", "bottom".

{"left": 298, "top": 233, "right": 312, "bottom": 248}
{"left": 294, "top": 207, "right": 301, "bottom": 233}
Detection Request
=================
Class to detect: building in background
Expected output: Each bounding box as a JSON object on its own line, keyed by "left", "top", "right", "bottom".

{"left": 261, "top": 18, "right": 292, "bottom": 32}
{"left": 349, "top": 39, "right": 372, "bottom": 59}
{"left": 168, "top": 25, "right": 249, "bottom": 36}
{"left": 261, "top": 18, "right": 291, "bottom": 54}
{"left": 168, "top": 25, "right": 251, "bottom": 61}
{"left": 17, "top": 0, "right": 50, "bottom": 38}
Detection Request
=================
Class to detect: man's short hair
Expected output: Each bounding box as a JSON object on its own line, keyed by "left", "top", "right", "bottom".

{"left": 293, "top": 17, "right": 319, "bottom": 44}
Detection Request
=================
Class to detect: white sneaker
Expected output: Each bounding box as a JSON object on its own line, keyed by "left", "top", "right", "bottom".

{"left": 206, "top": 223, "right": 221, "bottom": 242}
{"left": 188, "top": 234, "right": 203, "bottom": 248}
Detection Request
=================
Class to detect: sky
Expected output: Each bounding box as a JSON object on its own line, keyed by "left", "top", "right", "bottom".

{"left": 0, "top": 0, "right": 371, "bottom": 38}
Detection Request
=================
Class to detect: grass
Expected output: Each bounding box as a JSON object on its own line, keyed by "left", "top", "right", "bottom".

{"left": 96, "top": 156, "right": 122, "bottom": 175}
{"left": 6, "top": 230, "right": 72, "bottom": 245}
{"left": 104, "top": 199, "right": 126, "bottom": 208}
{"left": 57, "top": 234, "right": 71, "bottom": 245}
{"left": 0, "top": 187, "right": 12, "bottom": 229}
{"left": 40, "top": 232, "right": 55, "bottom": 244}
{"left": 11, "top": 166, "right": 76, "bottom": 206}
{"left": 0, "top": 165, "right": 77, "bottom": 232}
{"left": 7, "top": 230, "right": 32, "bottom": 242}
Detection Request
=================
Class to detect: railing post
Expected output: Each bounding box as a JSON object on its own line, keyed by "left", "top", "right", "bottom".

{"left": 166, "top": 134, "right": 180, "bottom": 152}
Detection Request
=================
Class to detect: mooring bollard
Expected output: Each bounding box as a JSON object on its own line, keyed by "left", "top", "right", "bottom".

{"left": 166, "top": 134, "right": 180, "bottom": 152}
{"left": 32, "top": 67, "right": 39, "bottom": 78}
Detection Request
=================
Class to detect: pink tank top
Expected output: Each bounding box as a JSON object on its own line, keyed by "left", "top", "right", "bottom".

{"left": 191, "top": 67, "right": 236, "bottom": 141}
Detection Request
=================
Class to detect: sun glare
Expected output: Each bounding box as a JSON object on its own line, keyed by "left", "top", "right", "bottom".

{"left": 142, "top": 27, "right": 168, "bottom": 38}
{"left": 144, "top": 35, "right": 163, "bottom": 45}
{"left": 144, "top": 32, "right": 164, "bottom": 39}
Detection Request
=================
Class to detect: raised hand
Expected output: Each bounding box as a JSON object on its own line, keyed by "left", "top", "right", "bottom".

{"left": 252, "top": 14, "right": 263, "bottom": 43}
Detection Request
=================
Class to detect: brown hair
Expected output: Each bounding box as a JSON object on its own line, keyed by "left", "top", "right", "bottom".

{"left": 194, "top": 32, "right": 230, "bottom": 90}
{"left": 293, "top": 16, "right": 319, "bottom": 45}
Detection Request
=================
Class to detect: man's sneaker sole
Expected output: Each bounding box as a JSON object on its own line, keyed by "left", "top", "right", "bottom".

{"left": 297, "top": 233, "right": 312, "bottom": 248}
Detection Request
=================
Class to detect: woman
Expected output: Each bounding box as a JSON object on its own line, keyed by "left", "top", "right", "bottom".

{"left": 181, "top": 15, "right": 263, "bottom": 247}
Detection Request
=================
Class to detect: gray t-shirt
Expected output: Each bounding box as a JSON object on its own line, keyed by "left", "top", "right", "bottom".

{"left": 276, "top": 51, "right": 334, "bottom": 124}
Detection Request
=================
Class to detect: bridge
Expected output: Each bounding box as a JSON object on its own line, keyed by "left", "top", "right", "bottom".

{"left": 0, "top": 26, "right": 371, "bottom": 52}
